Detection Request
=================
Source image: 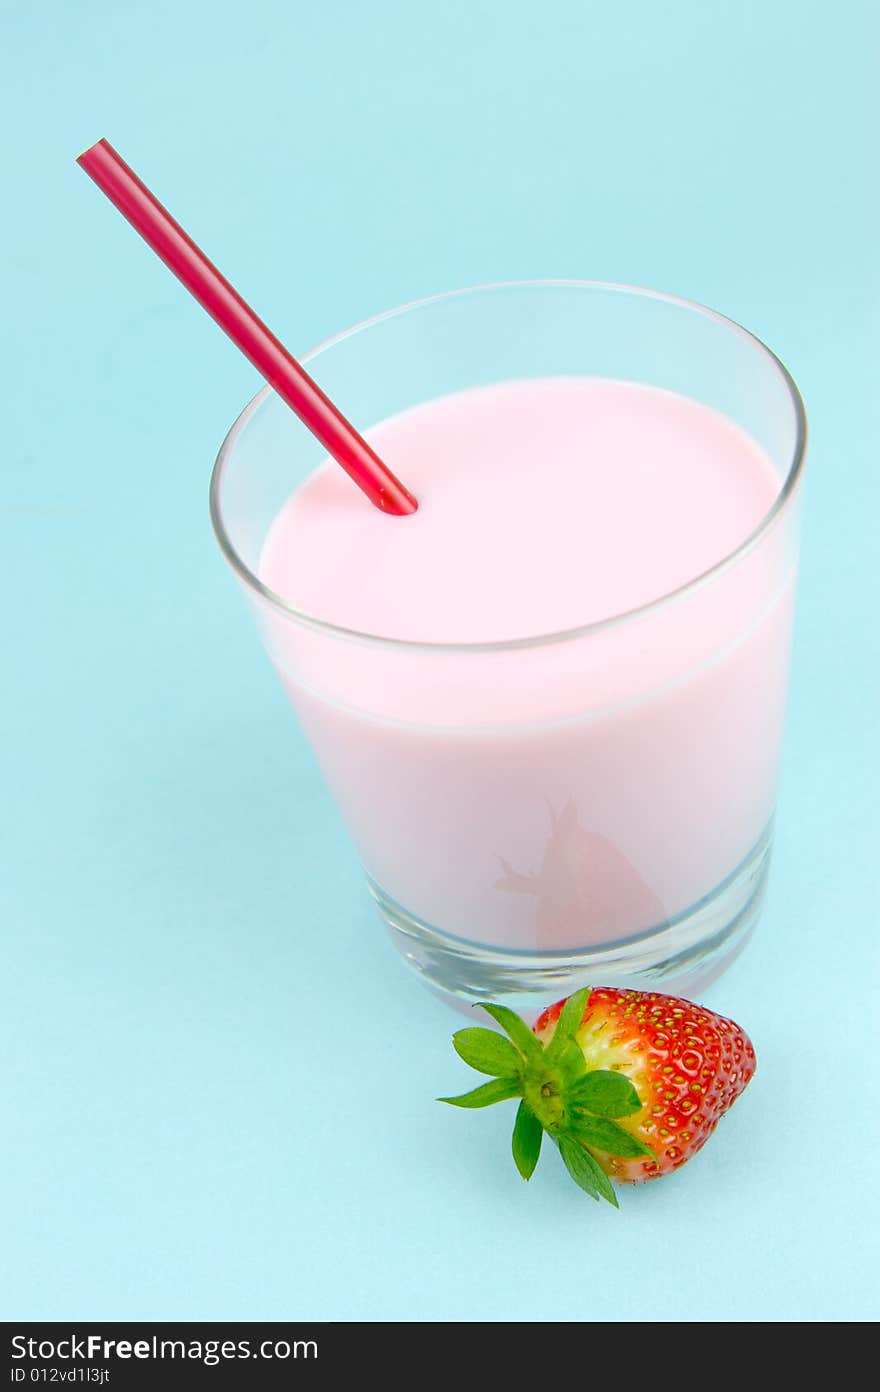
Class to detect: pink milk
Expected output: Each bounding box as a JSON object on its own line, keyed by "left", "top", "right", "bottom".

{"left": 257, "top": 378, "right": 797, "bottom": 962}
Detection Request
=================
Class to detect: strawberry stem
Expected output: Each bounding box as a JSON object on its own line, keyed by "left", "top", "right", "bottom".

{"left": 438, "top": 989, "right": 650, "bottom": 1208}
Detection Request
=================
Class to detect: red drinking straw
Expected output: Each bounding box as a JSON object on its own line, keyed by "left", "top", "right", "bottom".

{"left": 77, "top": 139, "right": 418, "bottom": 516}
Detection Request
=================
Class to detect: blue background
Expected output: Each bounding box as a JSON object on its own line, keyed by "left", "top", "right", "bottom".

{"left": 3, "top": 0, "right": 877, "bottom": 1322}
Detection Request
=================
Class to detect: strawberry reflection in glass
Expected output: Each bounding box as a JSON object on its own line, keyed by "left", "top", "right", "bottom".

{"left": 495, "top": 799, "right": 667, "bottom": 947}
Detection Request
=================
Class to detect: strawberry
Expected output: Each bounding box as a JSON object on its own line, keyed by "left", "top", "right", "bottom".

{"left": 439, "top": 986, "right": 756, "bottom": 1206}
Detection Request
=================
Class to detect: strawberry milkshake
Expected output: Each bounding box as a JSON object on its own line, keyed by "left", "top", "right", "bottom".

{"left": 212, "top": 283, "right": 805, "bottom": 1006}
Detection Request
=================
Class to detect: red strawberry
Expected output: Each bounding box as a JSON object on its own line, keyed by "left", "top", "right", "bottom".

{"left": 440, "top": 986, "right": 755, "bottom": 1206}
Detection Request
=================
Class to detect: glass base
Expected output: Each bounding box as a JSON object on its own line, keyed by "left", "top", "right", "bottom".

{"left": 368, "top": 825, "right": 772, "bottom": 1013}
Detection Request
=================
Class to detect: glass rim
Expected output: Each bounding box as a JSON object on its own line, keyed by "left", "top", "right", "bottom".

{"left": 209, "top": 278, "right": 807, "bottom": 654}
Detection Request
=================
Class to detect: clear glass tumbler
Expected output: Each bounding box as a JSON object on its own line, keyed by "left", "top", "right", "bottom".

{"left": 210, "top": 282, "right": 805, "bottom": 1009}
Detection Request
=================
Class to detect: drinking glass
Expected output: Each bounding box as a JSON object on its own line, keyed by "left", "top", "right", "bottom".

{"left": 210, "top": 281, "right": 805, "bottom": 1009}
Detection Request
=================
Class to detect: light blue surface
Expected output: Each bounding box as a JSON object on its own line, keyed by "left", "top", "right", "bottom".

{"left": 2, "top": 0, "right": 877, "bottom": 1323}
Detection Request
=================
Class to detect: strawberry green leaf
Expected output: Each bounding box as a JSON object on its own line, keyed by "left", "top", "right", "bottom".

{"left": 438, "top": 1077, "right": 522, "bottom": 1109}
{"left": 453, "top": 1027, "right": 523, "bottom": 1078}
{"left": 558, "top": 1039, "right": 588, "bottom": 1080}
{"left": 511, "top": 1101, "right": 543, "bottom": 1180}
{"left": 563, "top": 1141, "right": 619, "bottom": 1207}
{"left": 558, "top": 1137, "right": 598, "bottom": 1199}
{"left": 570, "top": 1069, "right": 643, "bottom": 1118}
{"left": 477, "top": 1003, "right": 543, "bottom": 1063}
{"left": 571, "top": 1114, "right": 655, "bottom": 1159}
{"left": 544, "top": 986, "right": 591, "bottom": 1063}
{"left": 558, "top": 1136, "right": 604, "bottom": 1202}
